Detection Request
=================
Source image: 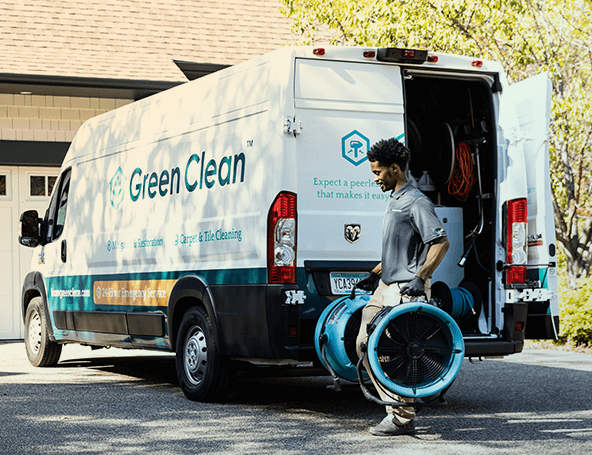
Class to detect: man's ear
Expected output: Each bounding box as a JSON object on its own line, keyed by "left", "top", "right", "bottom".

{"left": 390, "top": 163, "right": 399, "bottom": 173}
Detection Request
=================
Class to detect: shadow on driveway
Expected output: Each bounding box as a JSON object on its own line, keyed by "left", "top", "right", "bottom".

{"left": 1, "top": 349, "right": 591, "bottom": 455}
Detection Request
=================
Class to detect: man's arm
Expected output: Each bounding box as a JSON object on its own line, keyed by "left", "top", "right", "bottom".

{"left": 416, "top": 237, "right": 450, "bottom": 281}
{"left": 400, "top": 237, "right": 449, "bottom": 297}
{"left": 371, "top": 263, "right": 382, "bottom": 276}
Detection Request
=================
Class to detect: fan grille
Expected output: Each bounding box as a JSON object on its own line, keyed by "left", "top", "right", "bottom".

{"left": 375, "top": 309, "right": 453, "bottom": 388}
{"left": 343, "top": 308, "right": 364, "bottom": 366}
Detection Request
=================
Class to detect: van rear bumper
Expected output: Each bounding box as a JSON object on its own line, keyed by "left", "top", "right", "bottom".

{"left": 210, "top": 282, "right": 526, "bottom": 361}
{"left": 464, "top": 340, "right": 524, "bottom": 357}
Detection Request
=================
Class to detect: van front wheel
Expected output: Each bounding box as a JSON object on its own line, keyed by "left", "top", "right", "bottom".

{"left": 175, "top": 307, "right": 232, "bottom": 402}
{"left": 24, "top": 297, "right": 62, "bottom": 367}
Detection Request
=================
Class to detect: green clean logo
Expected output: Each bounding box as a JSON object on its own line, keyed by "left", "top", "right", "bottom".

{"left": 110, "top": 167, "right": 125, "bottom": 209}
{"left": 109, "top": 152, "right": 246, "bottom": 209}
{"left": 128, "top": 151, "right": 246, "bottom": 203}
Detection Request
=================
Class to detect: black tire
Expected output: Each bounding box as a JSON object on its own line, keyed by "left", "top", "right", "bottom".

{"left": 24, "top": 297, "right": 62, "bottom": 367}
{"left": 175, "top": 306, "right": 233, "bottom": 402}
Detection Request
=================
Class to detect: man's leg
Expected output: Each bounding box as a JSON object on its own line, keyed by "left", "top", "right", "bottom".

{"left": 356, "top": 281, "right": 416, "bottom": 434}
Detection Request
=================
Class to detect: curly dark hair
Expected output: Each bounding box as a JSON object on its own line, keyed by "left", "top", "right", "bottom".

{"left": 367, "top": 138, "right": 410, "bottom": 169}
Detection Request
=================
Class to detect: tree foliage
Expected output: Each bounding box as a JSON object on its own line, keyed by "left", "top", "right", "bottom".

{"left": 558, "top": 271, "right": 592, "bottom": 346}
{"left": 281, "top": 0, "right": 592, "bottom": 287}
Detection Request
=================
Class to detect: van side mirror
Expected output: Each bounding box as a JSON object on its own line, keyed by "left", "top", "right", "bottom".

{"left": 19, "top": 210, "right": 41, "bottom": 248}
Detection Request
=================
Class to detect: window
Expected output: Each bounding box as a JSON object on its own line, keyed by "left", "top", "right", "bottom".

{"left": 0, "top": 175, "right": 6, "bottom": 196}
{"left": 30, "top": 175, "right": 58, "bottom": 197}
{"left": 44, "top": 169, "right": 71, "bottom": 242}
{"left": 54, "top": 174, "right": 70, "bottom": 239}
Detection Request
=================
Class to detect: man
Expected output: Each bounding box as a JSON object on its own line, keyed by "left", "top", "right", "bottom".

{"left": 355, "top": 137, "right": 450, "bottom": 436}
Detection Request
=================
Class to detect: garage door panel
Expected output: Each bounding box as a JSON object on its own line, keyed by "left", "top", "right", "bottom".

{"left": 0, "top": 189, "right": 16, "bottom": 338}
{"left": 0, "top": 165, "right": 59, "bottom": 339}
{"left": 0, "top": 206, "right": 12, "bottom": 251}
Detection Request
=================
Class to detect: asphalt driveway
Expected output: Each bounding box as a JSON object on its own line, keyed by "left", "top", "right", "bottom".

{"left": 1, "top": 342, "right": 591, "bottom": 455}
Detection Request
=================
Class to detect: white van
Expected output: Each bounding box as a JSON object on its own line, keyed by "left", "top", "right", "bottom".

{"left": 19, "top": 46, "right": 558, "bottom": 401}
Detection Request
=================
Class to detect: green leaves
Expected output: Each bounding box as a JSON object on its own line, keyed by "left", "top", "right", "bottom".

{"left": 558, "top": 273, "right": 592, "bottom": 346}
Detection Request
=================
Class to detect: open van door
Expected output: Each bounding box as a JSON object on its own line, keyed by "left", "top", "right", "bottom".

{"left": 292, "top": 58, "right": 406, "bottom": 304}
{"left": 501, "top": 72, "right": 559, "bottom": 339}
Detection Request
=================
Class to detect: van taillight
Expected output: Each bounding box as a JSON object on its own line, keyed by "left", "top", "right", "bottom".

{"left": 268, "top": 192, "right": 297, "bottom": 284}
{"left": 506, "top": 198, "right": 527, "bottom": 285}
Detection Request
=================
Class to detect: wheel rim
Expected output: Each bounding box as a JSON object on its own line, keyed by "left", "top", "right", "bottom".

{"left": 184, "top": 325, "right": 208, "bottom": 386}
{"left": 27, "top": 310, "right": 42, "bottom": 355}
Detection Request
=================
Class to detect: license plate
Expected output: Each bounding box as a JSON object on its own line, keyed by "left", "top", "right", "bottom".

{"left": 330, "top": 272, "right": 368, "bottom": 295}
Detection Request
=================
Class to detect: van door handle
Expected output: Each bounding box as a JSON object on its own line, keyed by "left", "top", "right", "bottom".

{"left": 61, "top": 240, "right": 67, "bottom": 263}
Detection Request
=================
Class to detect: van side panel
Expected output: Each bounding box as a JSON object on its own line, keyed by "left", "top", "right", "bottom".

{"left": 40, "top": 52, "right": 299, "bottom": 357}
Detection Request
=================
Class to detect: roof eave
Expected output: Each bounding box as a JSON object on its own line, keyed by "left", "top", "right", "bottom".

{"left": 0, "top": 73, "right": 185, "bottom": 100}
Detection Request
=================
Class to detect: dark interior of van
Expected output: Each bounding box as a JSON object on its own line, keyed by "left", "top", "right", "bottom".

{"left": 404, "top": 74, "right": 497, "bottom": 335}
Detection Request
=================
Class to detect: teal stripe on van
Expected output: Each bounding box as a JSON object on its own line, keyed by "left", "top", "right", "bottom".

{"left": 45, "top": 267, "right": 268, "bottom": 313}
{"left": 46, "top": 267, "right": 267, "bottom": 287}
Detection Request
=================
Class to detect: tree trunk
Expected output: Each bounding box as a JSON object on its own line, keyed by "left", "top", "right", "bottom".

{"left": 558, "top": 222, "right": 592, "bottom": 290}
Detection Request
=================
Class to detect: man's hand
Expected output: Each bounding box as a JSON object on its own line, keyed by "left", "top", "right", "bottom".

{"left": 355, "top": 271, "right": 380, "bottom": 292}
{"left": 400, "top": 276, "right": 425, "bottom": 297}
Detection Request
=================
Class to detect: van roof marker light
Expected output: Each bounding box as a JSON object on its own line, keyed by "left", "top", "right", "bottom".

{"left": 363, "top": 50, "right": 376, "bottom": 58}
{"left": 427, "top": 55, "right": 439, "bottom": 63}
{"left": 376, "top": 48, "right": 428, "bottom": 64}
{"left": 472, "top": 60, "right": 484, "bottom": 68}
{"left": 313, "top": 48, "right": 326, "bottom": 56}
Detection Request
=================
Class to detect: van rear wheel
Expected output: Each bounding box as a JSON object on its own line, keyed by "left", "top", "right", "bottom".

{"left": 24, "top": 297, "right": 62, "bottom": 367}
{"left": 175, "top": 306, "right": 233, "bottom": 402}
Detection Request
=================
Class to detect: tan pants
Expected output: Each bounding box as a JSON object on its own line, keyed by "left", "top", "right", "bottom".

{"left": 356, "top": 279, "right": 431, "bottom": 425}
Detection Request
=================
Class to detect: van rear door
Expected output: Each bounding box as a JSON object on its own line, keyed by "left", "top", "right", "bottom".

{"left": 292, "top": 58, "right": 405, "bottom": 295}
{"left": 500, "top": 72, "right": 558, "bottom": 339}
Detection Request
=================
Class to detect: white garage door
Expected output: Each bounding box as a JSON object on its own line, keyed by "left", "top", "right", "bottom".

{"left": 0, "top": 166, "right": 59, "bottom": 339}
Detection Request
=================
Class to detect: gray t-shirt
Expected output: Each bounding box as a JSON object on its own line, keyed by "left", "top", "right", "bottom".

{"left": 381, "top": 180, "right": 447, "bottom": 284}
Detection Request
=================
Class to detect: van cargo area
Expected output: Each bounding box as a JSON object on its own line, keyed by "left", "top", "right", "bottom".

{"left": 299, "top": 73, "right": 502, "bottom": 359}
{"left": 405, "top": 74, "right": 497, "bottom": 337}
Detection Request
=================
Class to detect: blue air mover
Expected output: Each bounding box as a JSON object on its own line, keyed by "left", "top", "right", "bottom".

{"left": 316, "top": 293, "right": 464, "bottom": 401}
{"left": 365, "top": 301, "right": 465, "bottom": 399}
{"left": 314, "top": 294, "right": 371, "bottom": 383}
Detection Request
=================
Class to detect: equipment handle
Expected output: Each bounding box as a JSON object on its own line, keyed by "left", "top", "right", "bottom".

{"left": 319, "top": 333, "right": 343, "bottom": 392}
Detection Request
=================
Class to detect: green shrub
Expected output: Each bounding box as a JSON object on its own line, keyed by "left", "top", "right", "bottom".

{"left": 558, "top": 274, "right": 592, "bottom": 347}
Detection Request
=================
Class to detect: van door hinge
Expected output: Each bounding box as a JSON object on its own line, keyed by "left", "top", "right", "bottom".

{"left": 283, "top": 117, "right": 303, "bottom": 136}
